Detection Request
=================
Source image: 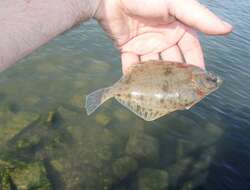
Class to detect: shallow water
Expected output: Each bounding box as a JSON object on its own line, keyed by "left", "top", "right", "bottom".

{"left": 0, "top": 0, "right": 250, "bottom": 189}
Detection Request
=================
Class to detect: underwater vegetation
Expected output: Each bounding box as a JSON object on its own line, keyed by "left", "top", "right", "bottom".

{"left": 0, "top": 89, "right": 224, "bottom": 190}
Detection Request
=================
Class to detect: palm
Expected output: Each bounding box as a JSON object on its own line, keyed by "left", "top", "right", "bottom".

{"left": 95, "top": 0, "right": 232, "bottom": 74}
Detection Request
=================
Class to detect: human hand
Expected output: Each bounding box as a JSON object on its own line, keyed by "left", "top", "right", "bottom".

{"left": 94, "top": 0, "right": 232, "bottom": 74}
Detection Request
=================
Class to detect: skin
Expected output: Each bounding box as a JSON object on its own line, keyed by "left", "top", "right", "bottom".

{"left": 0, "top": 0, "right": 232, "bottom": 73}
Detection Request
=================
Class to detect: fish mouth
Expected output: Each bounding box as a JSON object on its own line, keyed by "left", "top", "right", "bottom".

{"left": 216, "top": 76, "right": 223, "bottom": 87}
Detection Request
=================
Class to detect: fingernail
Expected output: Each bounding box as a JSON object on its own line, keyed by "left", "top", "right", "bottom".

{"left": 222, "top": 21, "right": 233, "bottom": 29}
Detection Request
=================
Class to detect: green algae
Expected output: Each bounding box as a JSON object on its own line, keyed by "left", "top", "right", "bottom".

{"left": 95, "top": 113, "right": 111, "bottom": 126}
{"left": 137, "top": 168, "right": 168, "bottom": 190}
{"left": 0, "top": 111, "right": 40, "bottom": 146}
{"left": 112, "top": 156, "right": 138, "bottom": 179}
{"left": 125, "top": 126, "right": 159, "bottom": 163}
{"left": 10, "top": 162, "right": 51, "bottom": 190}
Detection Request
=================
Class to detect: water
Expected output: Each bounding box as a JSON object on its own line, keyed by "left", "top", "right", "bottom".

{"left": 0, "top": 0, "right": 249, "bottom": 189}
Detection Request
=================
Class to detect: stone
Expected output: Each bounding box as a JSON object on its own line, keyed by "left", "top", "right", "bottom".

{"left": 69, "top": 94, "right": 84, "bottom": 109}
{"left": 167, "top": 146, "right": 216, "bottom": 188}
{"left": 112, "top": 156, "right": 138, "bottom": 179}
{"left": 95, "top": 113, "right": 111, "bottom": 126}
{"left": 0, "top": 111, "right": 40, "bottom": 146}
{"left": 56, "top": 106, "right": 80, "bottom": 123}
{"left": 201, "top": 123, "right": 223, "bottom": 146}
{"left": 10, "top": 162, "right": 51, "bottom": 190}
{"left": 138, "top": 168, "right": 168, "bottom": 190}
{"left": 113, "top": 108, "right": 131, "bottom": 122}
{"left": 125, "top": 128, "right": 159, "bottom": 163}
{"left": 0, "top": 169, "right": 11, "bottom": 190}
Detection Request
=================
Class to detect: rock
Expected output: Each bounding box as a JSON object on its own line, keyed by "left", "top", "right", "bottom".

{"left": 167, "top": 157, "right": 193, "bottom": 187}
{"left": 112, "top": 187, "right": 127, "bottom": 190}
{"left": 138, "top": 168, "right": 168, "bottom": 190}
{"left": 46, "top": 125, "right": 125, "bottom": 190}
{"left": 15, "top": 136, "right": 41, "bottom": 150}
{"left": 113, "top": 108, "right": 131, "bottom": 122}
{"left": 112, "top": 156, "right": 138, "bottom": 179}
{"left": 86, "top": 60, "right": 112, "bottom": 74}
{"left": 201, "top": 123, "right": 223, "bottom": 146}
{"left": 10, "top": 162, "right": 51, "bottom": 190}
{"left": 0, "top": 111, "right": 40, "bottom": 146}
{"left": 95, "top": 113, "right": 111, "bottom": 126}
{"left": 56, "top": 106, "right": 80, "bottom": 123}
{"left": 180, "top": 172, "right": 208, "bottom": 190}
{"left": 23, "top": 95, "right": 40, "bottom": 106}
{"left": 0, "top": 169, "right": 11, "bottom": 190}
{"left": 176, "top": 139, "right": 196, "bottom": 159}
{"left": 36, "top": 62, "right": 59, "bottom": 73}
{"left": 69, "top": 94, "right": 84, "bottom": 109}
{"left": 45, "top": 111, "right": 56, "bottom": 124}
{"left": 50, "top": 159, "right": 65, "bottom": 173}
{"left": 167, "top": 146, "right": 215, "bottom": 188}
{"left": 125, "top": 128, "right": 159, "bottom": 163}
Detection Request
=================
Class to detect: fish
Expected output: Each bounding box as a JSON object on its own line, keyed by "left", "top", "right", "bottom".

{"left": 85, "top": 60, "right": 222, "bottom": 121}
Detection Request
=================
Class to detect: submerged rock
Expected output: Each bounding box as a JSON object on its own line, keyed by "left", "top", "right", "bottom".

{"left": 202, "top": 123, "right": 223, "bottom": 146}
{"left": 125, "top": 127, "right": 159, "bottom": 163}
{"left": 137, "top": 168, "right": 168, "bottom": 190}
{"left": 0, "top": 169, "right": 11, "bottom": 190}
{"left": 10, "top": 162, "right": 51, "bottom": 190}
{"left": 180, "top": 172, "right": 208, "bottom": 190}
{"left": 112, "top": 156, "right": 138, "bottom": 180}
{"left": 69, "top": 94, "right": 84, "bottom": 109}
{"left": 56, "top": 106, "right": 81, "bottom": 124}
{"left": 113, "top": 108, "right": 132, "bottom": 122}
{"left": 167, "top": 146, "right": 216, "bottom": 189}
{"left": 95, "top": 113, "right": 111, "bottom": 126}
{"left": 0, "top": 111, "right": 40, "bottom": 146}
{"left": 0, "top": 158, "right": 51, "bottom": 190}
{"left": 45, "top": 125, "right": 126, "bottom": 190}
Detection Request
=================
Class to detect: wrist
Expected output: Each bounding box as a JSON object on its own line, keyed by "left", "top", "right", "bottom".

{"left": 71, "top": 0, "right": 102, "bottom": 21}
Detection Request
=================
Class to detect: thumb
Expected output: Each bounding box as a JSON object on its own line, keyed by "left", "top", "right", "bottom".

{"left": 168, "top": 0, "right": 232, "bottom": 34}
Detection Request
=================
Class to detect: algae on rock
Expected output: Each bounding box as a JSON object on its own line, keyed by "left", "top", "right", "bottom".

{"left": 137, "top": 168, "right": 168, "bottom": 190}
{"left": 0, "top": 111, "right": 40, "bottom": 146}
{"left": 112, "top": 156, "right": 138, "bottom": 180}
{"left": 10, "top": 162, "right": 52, "bottom": 190}
{"left": 125, "top": 126, "right": 159, "bottom": 163}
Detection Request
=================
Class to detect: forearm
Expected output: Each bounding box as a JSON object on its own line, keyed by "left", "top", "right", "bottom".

{"left": 0, "top": 0, "right": 99, "bottom": 71}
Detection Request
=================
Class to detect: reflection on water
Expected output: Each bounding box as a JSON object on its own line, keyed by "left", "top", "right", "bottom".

{"left": 0, "top": 0, "right": 250, "bottom": 189}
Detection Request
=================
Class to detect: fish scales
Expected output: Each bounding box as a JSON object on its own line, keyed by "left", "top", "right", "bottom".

{"left": 85, "top": 60, "right": 222, "bottom": 121}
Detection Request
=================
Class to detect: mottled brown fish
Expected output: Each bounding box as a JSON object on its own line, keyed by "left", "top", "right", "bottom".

{"left": 85, "top": 60, "right": 222, "bottom": 121}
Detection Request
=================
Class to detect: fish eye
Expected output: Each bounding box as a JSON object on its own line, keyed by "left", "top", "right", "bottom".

{"left": 206, "top": 76, "right": 217, "bottom": 83}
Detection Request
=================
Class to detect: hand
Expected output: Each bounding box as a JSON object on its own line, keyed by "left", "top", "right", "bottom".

{"left": 94, "top": 0, "right": 232, "bottom": 74}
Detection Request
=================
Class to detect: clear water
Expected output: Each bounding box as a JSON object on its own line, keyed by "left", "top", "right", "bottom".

{"left": 0, "top": 0, "right": 249, "bottom": 189}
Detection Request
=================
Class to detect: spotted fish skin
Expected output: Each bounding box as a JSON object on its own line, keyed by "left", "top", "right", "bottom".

{"left": 85, "top": 60, "right": 222, "bottom": 121}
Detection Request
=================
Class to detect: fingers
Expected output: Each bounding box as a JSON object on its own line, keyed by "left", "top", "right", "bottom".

{"left": 178, "top": 28, "right": 205, "bottom": 69}
{"left": 161, "top": 45, "right": 183, "bottom": 62}
{"left": 121, "top": 52, "right": 139, "bottom": 75}
{"left": 168, "top": 0, "right": 232, "bottom": 35}
{"left": 140, "top": 53, "right": 159, "bottom": 62}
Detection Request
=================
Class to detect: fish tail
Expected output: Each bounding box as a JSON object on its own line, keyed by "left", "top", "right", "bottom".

{"left": 85, "top": 87, "right": 112, "bottom": 115}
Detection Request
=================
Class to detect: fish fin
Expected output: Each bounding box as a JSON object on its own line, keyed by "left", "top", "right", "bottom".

{"left": 85, "top": 87, "right": 112, "bottom": 115}
{"left": 115, "top": 97, "right": 167, "bottom": 121}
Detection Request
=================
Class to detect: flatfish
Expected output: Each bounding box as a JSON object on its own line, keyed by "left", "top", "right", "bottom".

{"left": 85, "top": 60, "right": 222, "bottom": 121}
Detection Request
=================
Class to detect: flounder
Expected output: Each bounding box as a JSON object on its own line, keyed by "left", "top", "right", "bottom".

{"left": 85, "top": 60, "right": 222, "bottom": 121}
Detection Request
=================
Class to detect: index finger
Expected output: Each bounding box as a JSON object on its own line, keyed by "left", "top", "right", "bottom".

{"left": 168, "top": 0, "right": 233, "bottom": 35}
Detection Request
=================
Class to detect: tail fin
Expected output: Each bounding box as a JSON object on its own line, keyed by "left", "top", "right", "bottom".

{"left": 85, "top": 88, "right": 110, "bottom": 115}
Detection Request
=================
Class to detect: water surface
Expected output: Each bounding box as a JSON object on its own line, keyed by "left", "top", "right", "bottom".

{"left": 0, "top": 0, "right": 249, "bottom": 189}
